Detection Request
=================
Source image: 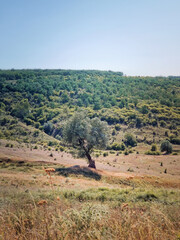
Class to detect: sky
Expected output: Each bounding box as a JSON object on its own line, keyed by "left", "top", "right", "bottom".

{"left": 0, "top": 0, "right": 180, "bottom": 76}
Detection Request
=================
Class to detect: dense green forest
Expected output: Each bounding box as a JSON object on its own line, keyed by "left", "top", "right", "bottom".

{"left": 0, "top": 69, "right": 180, "bottom": 148}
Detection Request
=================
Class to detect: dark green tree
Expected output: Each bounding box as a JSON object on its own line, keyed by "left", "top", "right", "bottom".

{"left": 160, "top": 140, "right": 172, "bottom": 154}
{"left": 11, "top": 99, "right": 30, "bottom": 119}
{"left": 124, "top": 133, "right": 137, "bottom": 147}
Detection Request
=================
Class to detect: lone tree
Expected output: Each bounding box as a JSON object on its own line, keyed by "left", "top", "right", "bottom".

{"left": 63, "top": 112, "right": 109, "bottom": 169}
{"left": 160, "top": 140, "right": 172, "bottom": 154}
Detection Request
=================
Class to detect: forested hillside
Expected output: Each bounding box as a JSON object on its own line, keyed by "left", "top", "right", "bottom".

{"left": 0, "top": 69, "right": 180, "bottom": 148}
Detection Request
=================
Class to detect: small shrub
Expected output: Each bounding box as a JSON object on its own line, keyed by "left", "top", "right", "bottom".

{"left": 145, "top": 151, "right": 160, "bottom": 155}
{"left": 115, "top": 124, "right": 121, "bottom": 131}
{"left": 103, "top": 152, "right": 108, "bottom": 157}
{"left": 124, "top": 150, "right": 129, "bottom": 155}
{"left": 169, "top": 123, "right": 177, "bottom": 130}
{"left": 59, "top": 146, "right": 65, "bottom": 152}
{"left": 151, "top": 144, "right": 157, "bottom": 151}
{"left": 110, "top": 151, "right": 115, "bottom": 154}
{"left": 170, "top": 138, "right": 180, "bottom": 145}
{"left": 165, "top": 131, "right": 169, "bottom": 137}
{"left": 112, "top": 129, "right": 116, "bottom": 136}
{"left": 34, "top": 122, "right": 40, "bottom": 129}
{"left": 172, "top": 152, "right": 178, "bottom": 155}
{"left": 124, "top": 133, "right": 137, "bottom": 147}
{"left": 160, "top": 120, "right": 166, "bottom": 127}
{"left": 33, "top": 130, "right": 39, "bottom": 137}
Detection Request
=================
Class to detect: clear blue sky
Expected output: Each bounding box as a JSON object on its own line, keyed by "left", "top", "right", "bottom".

{"left": 0, "top": 0, "right": 180, "bottom": 76}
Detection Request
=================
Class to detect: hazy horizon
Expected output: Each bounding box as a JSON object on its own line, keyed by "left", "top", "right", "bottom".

{"left": 1, "top": 0, "right": 180, "bottom": 76}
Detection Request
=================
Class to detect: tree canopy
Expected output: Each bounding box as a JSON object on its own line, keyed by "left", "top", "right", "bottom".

{"left": 63, "top": 112, "right": 110, "bottom": 168}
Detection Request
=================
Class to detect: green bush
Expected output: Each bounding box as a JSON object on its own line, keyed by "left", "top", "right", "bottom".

{"left": 115, "top": 124, "right": 121, "bottom": 131}
{"left": 124, "top": 133, "right": 137, "bottom": 147}
{"left": 151, "top": 144, "right": 157, "bottom": 151}
{"left": 172, "top": 152, "right": 178, "bottom": 155}
{"left": 145, "top": 151, "right": 160, "bottom": 155}
{"left": 110, "top": 151, "right": 115, "bottom": 154}
{"left": 103, "top": 152, "right": 108, "bottom": 157}
{"left": 160, "top": 120, "right": 166, "bottom": 127}
{"left": 170, "top": 138, "right": 180, "bottom": 145}
{"left": 124, "top": 149, "right": 129, "bottom": 155}
{"left": 59, "top": 146, "right": 65, "bottom": 152}
{"left": 108, "top": 142, "right": 125, "bottom": 151}
{"left": 160, "top": 140, "right": 172, "bottom": 154}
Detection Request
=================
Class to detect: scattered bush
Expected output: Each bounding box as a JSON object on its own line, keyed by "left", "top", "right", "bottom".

{"left": 151, "top": 144, "right": 157, "bottom": 151}
{"left": 43, "top": 121, "right": 54, "bottom": 135}
{"left": 115, "top": 124, "right": 121, "bottom": 131}
{"left": 108, "top": 142, "right": 125, "bottom": 151}
{"left": 170, "top": 138, "right": 180, "bottom": 145}
{"left": 124, "top": 133, "right": 137, "bottom": 147}
{"left": 124, "top": 149, "right": 129, "bottom": 155}
{"left": 160, "top": 120, "right": 166, "bottom": 127}
{"left": 145, "top": 151, "right": 160, "bottom": 155}
{"left": 103, "top": 152, "right": 108, "bottom": 157}
{"left": 172, "top": 152, "right": 178, "bottom": 155}
{"left": 59, "top": 146, "right": 65, "bottom": 152}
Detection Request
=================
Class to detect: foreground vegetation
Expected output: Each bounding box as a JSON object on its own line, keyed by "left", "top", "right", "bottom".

{"left": 0, "top": 159, "right": 179, "bottom": 240}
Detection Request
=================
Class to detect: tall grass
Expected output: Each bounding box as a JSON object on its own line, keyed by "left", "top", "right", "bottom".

{"left": 0, "top": 185, "right": 179, "bottom": 240}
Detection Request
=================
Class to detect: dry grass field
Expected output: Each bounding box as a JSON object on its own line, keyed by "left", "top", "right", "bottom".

{"left": 0, "top": 140, "right": 180, "bottom": 240}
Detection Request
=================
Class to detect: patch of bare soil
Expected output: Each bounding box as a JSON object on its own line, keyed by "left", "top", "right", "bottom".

{"left": 0, "top": 145, "right": 180, "bottom": 185}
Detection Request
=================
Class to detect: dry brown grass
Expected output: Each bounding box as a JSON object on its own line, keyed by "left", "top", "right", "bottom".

{"left": 0, "top": 145, "right": 180, "bottom": 239}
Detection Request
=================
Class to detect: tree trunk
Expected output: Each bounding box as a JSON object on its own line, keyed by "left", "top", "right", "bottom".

{"left": 79, "top": 139, "right": 96, "bottom": 169}
{"left": 83, "top": 147, "right": 96, "bottom": 169}
{"left": 86, "top": 151, "right": 96, "bottom": 169}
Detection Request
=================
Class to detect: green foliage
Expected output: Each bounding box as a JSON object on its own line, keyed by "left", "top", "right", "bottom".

{"left": 151, "top": 144, "right": 157, "bottom": 151}
{"left": 0, "top": 69, "right": 180, "bottom": 145}
{"left": 103, "top": 152, "right": 108, "bottom": 157}
{"left": 124, "top": 133, "right": 137, "bottom": 147}
{"left": 43, "top": 122, "right": 54, "bottom": 135}
{"left": 11, "top": 99, "right": 30, "bottom": 119}
{"left": 145, "top": 150, "right": 160, "bottom": 155}
{"left": 160, "top": 120, "right": 166, "bottom": 127}
{"left": 63, "top": 112, "right": 109, "bottom": 149}
{"left": 160, "top": 140, "right": 172, "bottom": 154}
{"left": 124, "top": 149, "right": 129, "bottom": 155}
{"left": 170, "top": 138, "right": 180, "bottom": 145}
{"left": 115, "top": 124, "right": 121, "bottom": 131}
{"left": 63, "top": 111, "right": 110, "bottom": 167}
{"left": 140, "top": 105, "right": 149, "bottom": 114}
{"left": 108, "top": 142, "right": 125, "bottom": 151}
